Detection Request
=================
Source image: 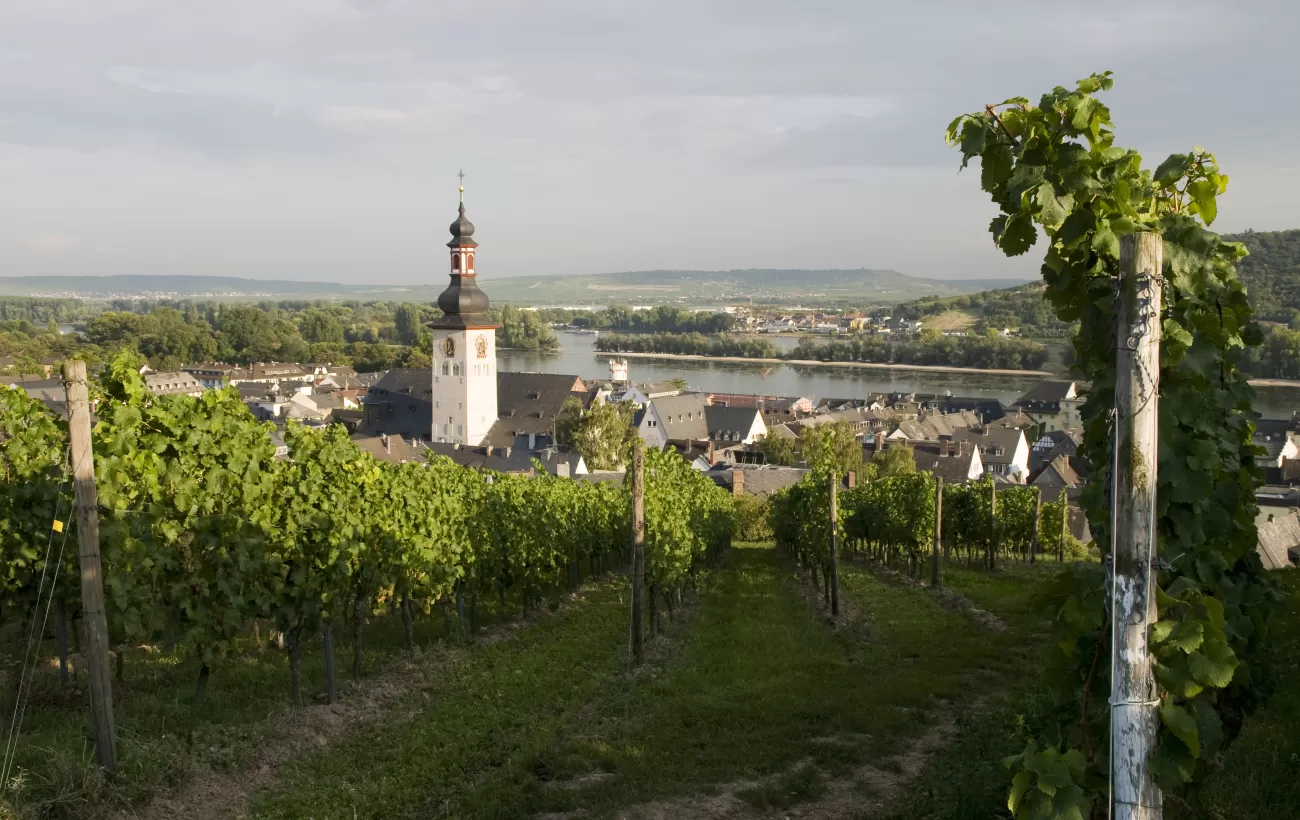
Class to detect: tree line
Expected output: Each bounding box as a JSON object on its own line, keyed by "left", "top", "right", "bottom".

{"left": 0, "top": 299, "right": 555, "bottom": 376}
{"left": 594, "top": 328, "right": 1050, "bottom": 371}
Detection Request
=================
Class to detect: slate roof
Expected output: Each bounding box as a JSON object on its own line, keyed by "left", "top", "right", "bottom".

{"left": 1030, "top": 429, "right": 1082, "bottom": 472}
{"left": 704, "top": 405, "right": 763, "bottom": 441}
{"left": 2, "top": 377, "right": 68, "bottom": 417}
{"left": 248, "top": 362, "right": 313, "bottom": 381}
{"left": 953, "top": 427, "right": 1024, "bottom": 466}
{"left": 1257, "top": 511, "right": 1300, "bottom": 570}
{"left": 485, "top": 372, "right": 586, "bottom": 447}
{"left": 1253, "top": 419, "right": 1293, "bottom": 460}
{"left": 350, "top": 433, "right": 428, "bottom": 465}
{"left": 144, "top": 371, "right": 203, "bottom": 395}
{"left": 907, "top": 441, "right": 982, "bottom": 484}
{"left": 1013, "top": 380, "right": 1077, "bottom": 414}
{"left": 706, "top": 465, "right": 809, "bottom": 497}
{"left": 424, "top": 440, "right": 584, "bottom": 475}
{"left": 648, "top": 394, "right": 710, "bottom": 441}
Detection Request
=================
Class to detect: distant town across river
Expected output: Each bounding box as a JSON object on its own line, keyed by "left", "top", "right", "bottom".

{"left": 501, "top": 332, "right": 1300, "bottom": 419}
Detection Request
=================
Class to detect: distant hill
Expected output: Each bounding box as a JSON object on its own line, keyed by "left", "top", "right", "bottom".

{"left": 0, "top": 270, "right": 1029, "bottom": 306}
{"left": 0, "top": 274, "right": 373, "bottom": 299}
{"left": 1224, "top": 230, "right": 1300, "bottom": 322}
{"left": 480, "top": 268, "right": 1029, "bottom": 306}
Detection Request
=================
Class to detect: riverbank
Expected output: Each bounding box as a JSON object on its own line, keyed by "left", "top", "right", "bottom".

{"left": 599, "top": 350, "right": 1056, "bottom": 378}
{"left": 1248, "top": 378, "right": 1300, "bottom": 388}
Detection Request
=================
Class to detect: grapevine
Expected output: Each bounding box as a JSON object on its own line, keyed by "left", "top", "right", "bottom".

{"left": 946, "top": 71, "right": 1283, "bottom": 815}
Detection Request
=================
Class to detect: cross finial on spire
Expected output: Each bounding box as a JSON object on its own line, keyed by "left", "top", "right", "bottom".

{"left": 458, "top": 169, "right": 465, "bottom": 203}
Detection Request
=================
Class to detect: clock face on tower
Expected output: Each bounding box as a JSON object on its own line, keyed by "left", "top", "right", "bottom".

{"left": 442, "top": 336, "right": 455, "bottom": 358}
{"left": 475, "top": 335, "right": 488, "bottom": 358}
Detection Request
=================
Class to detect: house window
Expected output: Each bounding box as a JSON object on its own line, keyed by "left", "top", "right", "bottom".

{"left": 453, "top": 363, "right": 461, "bottom": 376}
{"left": 441, "top": 361, "right": 449, "bottom": 375}
{"left": 457, "top": 424, "right": 463, "bottom": 435}
{"left": 452, "top": 254, "right": 461, "bottom": 272}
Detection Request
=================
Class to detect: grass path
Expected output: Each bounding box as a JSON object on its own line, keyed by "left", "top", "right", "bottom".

{"left": 251, "top": 545, "right": 1037, "bottom": 820}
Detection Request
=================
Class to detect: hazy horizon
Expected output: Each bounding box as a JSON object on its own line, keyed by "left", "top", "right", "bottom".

{"left": 2, "top": 1, "right": 1297, "bottom": 285}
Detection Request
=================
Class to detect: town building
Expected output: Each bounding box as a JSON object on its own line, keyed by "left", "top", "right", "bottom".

{"left": 952, "top": 427, "right": 1030, "bottom": 481}
{"left": 1012, "top": 381, "right": 1082, "bottom": 432}
{"left": 427, "top": 184, "right": 499, "bottom": 446}
{"left": 143, "top": 370, "right": 204, "bottom": 397}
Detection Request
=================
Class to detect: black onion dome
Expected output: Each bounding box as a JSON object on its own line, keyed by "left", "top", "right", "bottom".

{"left": 447, "top": 202, "right": 477, "bottom": 248}
{"left": 437, "top": 275, "right": 491, "bottom": 316}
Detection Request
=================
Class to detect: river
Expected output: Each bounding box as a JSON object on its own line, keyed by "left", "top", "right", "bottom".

{"left": 497, "top": 332, "right": 1300, "bottom": 418}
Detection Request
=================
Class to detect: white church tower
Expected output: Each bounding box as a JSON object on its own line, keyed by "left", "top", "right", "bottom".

{"left": 429, "top": 180, "right": 499, "bottom": 445}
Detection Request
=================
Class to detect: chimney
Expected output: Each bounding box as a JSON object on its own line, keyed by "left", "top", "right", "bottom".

{"left": 707, "top": 440, "right": 715, "bottom": 464}
{"left": 939, "top": 438, "right": 949, "bottom": 457}
{"left": 846, "top": 471, "right": 856, "bottom": 488}
{"left": 529, "top": 432, "right": 536, "bottom": 450}
{"left": 874, "top": 430, "right": 886, "bottom": 451}
{"left": 382, "top": 433, "right": 391, "bottom": 454}
{"left": 1268, "top": 513, "right": 1275, "bottom": 522}
{"left": 503, "top": 446, "right": 512, "bottom": 458}
{"left": 732, "top": 470, "right": 745, "bottom": 496}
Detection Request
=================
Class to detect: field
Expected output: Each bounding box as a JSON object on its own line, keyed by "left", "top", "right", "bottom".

{"left": 921, "top": 310, "right": 978, "bottom": 332}
{"left": 5, "top": 547, "right": 1295, "bottom": 820}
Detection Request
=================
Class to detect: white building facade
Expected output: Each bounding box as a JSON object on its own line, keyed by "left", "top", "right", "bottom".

{"left": 429, "top": 186, "right": 500, "bottom": 446}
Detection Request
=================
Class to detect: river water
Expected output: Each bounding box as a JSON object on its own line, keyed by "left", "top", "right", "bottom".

{"left": 497, "top": 332, "right": 1300, "bottom": 418}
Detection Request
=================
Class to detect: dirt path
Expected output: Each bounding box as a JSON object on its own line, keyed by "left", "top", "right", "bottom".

{"left": 116, "top": 594, "right": 596, "bottom": 820}
{"left": 604, "top": 713, "right": 955, "bottom": 820}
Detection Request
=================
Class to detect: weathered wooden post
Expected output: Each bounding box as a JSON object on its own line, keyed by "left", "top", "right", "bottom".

{"left": 1059, "top": 499, "right": 1069, "bottom": 562}
{"left": 629, "top": 442, "right": 646, "bottom": 666}
{"left": 931, "top": 477, "right": 943, "bottom": 589}
{"left": 988, "top": 479, "right": 997, "bottom": 570}
{"left": 829, "top": 472, "right": 839, "bottom": 616}
{"left": 1111, "top": 231, "right": 1164, "bottom": 820}
{"left": 1030, "top": 487, "right": 1042, "bottom": 564}
{"left": 63, "top": 360, "right": 117, "bottom": 775}
{"left": 55, "top": 597, "right": 71, "bottom": 688}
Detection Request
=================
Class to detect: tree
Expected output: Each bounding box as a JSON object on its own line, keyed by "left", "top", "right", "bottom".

{"left": 394, "top": 304, "right": 423, "bottom": 346}
{"left": 571, "top": 401, "right": 638, "bottom": 470}
{"left": 760, "top": 434, "right": 797, "bottom": 466}
{"left": 554, "top": 395, "right": 584, "bottom": 448}
{"left": 299, "top": 309, "right": 345, "bottom": 345}
{"left": 864, "top": 443, "right": 916, "bottom": 481}
{"left": 799, "top": 421, "right": 862, "bottom": 477}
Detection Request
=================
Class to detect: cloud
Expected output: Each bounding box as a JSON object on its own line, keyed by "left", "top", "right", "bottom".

{"left": 0, "top": 0, "right": 1294, "bottom": 282}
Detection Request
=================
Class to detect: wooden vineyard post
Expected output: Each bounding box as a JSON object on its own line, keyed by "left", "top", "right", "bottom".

{"left": 322, "top": 624, "right": 338, "bottom": 705}
{"left": 62, "top": 360, "right": 117, "bottom": 775}
{"left": 1111, "top": 231, "right": 1164, "bottom": 819}
{"left": 629, "top": 442, "right": 645, "bottom": 666}
{"left": 931, "top": 477, "right": 943, "bottom": 589}
{"left": 55, "top": 597, "right": 71, "bottom": 688}
{"left": 1059, "top": 499, "right": 1069, "bottom": 562}
{"left": 1031, "top": 487, "right": 1042, "bottom": 564}
{"left": 988, "top": 480, "right": 997, "bottom": 570}
{"left": 829, "top": 472, "right": 839, "bottom": 617}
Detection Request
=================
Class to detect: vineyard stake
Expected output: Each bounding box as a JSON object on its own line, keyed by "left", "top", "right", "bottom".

{"left": 62, "top": 360, "right": 117, "bottom": 776}
{"left": 988, "top": 480, "right": 997, "bottom": 570}
{"left": 55, "top": 596, "right": 70, "bottom": 688}
{"left": 629, "top": 442, "right": 645, "bottom": 666}
{"left": 829, "top": 472, "right": 839, "bottom": 617}
{"left": 931, "top": 477, "right": 943, "bottom": 589}
{"left": 1031, "top": 487, "right": 1041, "bottom": 564}
{"left": 1059, "top": 498, "right": 1068, "bottom": 562}
{"left": 1110, "top": 231, "right": 1164, "bottom": 819}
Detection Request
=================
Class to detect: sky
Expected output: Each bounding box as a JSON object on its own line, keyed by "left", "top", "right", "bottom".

{"left": 1, "top": 0, "right": 1297, "bottom": 285}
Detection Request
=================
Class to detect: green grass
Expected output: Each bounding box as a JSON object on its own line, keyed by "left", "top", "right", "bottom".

{"left": 11, "top": 552, "right": 1292, "bottom": 820}
{"left": 0, "top": 588, "right": 555, "bottom": 818}
{"left": 251, "top": 545, "right": 1039, "bottom": 819}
